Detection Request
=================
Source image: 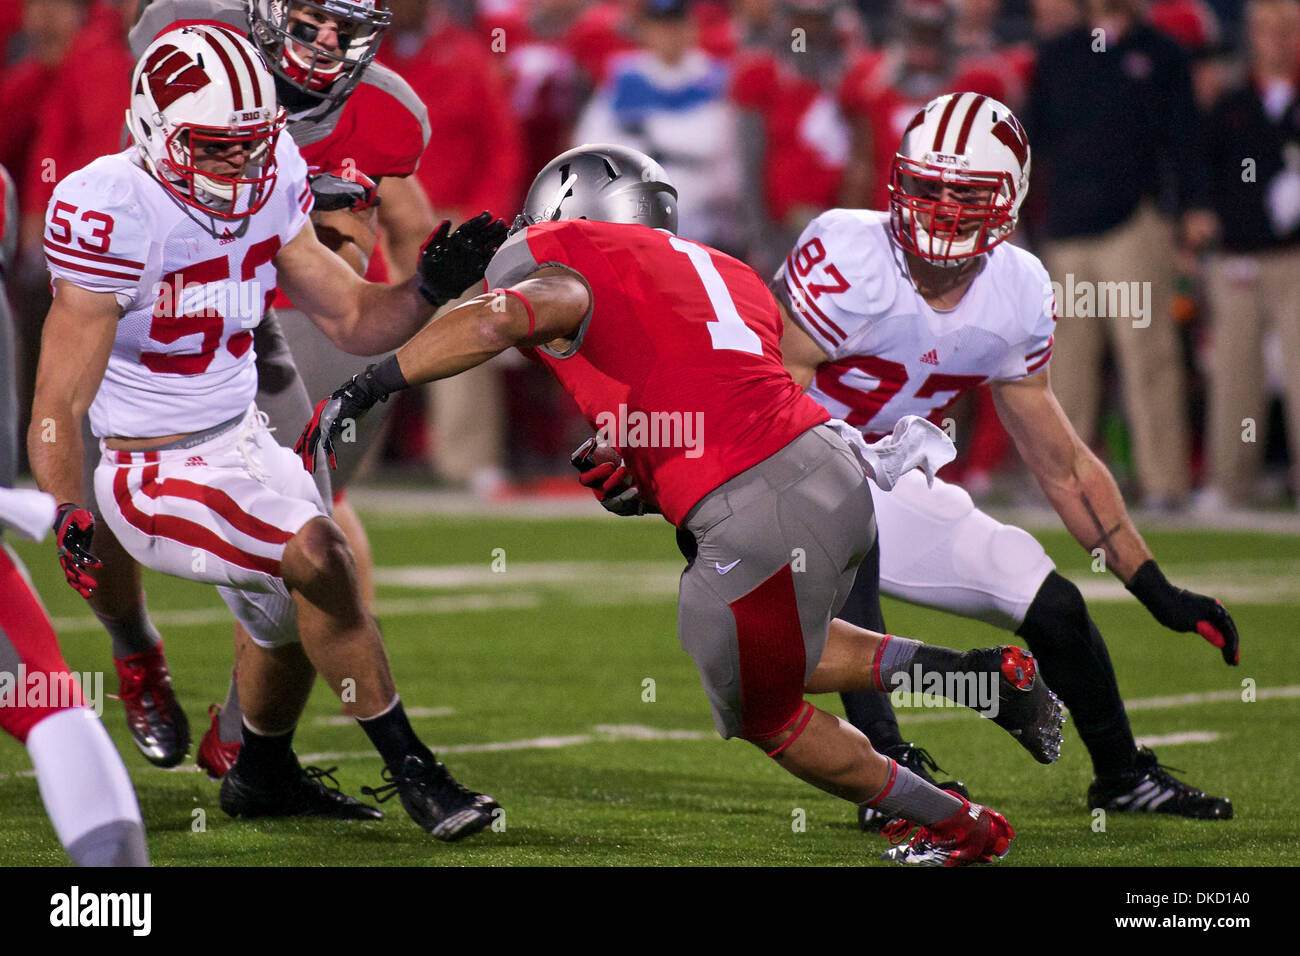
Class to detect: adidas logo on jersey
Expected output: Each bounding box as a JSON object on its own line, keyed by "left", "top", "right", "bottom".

{"left": 185, "top": 456, "right": 205, "bottom": 467}
{"left": 920, "top": 349, "right": 940, "bottom": 365}
{"left": 219, "top": 229, "right": 237, "bottom": 245}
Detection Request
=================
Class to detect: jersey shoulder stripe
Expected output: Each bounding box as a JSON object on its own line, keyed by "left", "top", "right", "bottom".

{"left": 45, "top": 152, "right": 154, "bottom": 296}
{"left": 780, "top": 208, "right": 897, "bottom": 357}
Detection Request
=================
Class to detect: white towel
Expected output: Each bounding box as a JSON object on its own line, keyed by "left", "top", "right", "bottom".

{"left": 826, "top": 416, "right": 957, "bottom": 492}
{"left": 0, "top": 487, "right": 59, "bottom": 542}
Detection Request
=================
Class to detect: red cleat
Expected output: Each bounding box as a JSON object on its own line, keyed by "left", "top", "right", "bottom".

{"left": 880, "top": 793, "right": 1015, "bottom": 866}
{"left": 197, "top": 705, "right": 241, "bottom": 780}
{"left": 113, "top": 643, "right": 190, "bottom": 767}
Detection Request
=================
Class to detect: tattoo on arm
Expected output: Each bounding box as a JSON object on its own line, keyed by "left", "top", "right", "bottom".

{"left": 1082, "top": 492, "right": 1123, "bottom": 553}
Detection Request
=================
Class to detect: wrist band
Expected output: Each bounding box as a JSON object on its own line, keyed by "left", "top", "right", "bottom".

{"left": 370, "top": 354, "right": 409, "bottom": 396}
{"left": 491, "top": 287, "right": 536, "bottom": 337}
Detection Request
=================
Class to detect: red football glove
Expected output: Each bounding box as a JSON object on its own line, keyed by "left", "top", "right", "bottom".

{"left": 52, "top": 503, "right": 102, "bottom": 598}
{"left": 570, "top": 438, "right": 657, "bottom": 517}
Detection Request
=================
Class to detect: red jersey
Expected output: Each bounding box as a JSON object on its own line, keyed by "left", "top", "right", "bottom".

{"left": 484, "top": 220, "right": 829, "bottom": 525}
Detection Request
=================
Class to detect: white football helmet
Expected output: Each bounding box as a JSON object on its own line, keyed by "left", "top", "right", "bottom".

{"left": 247, "top": 0, "right": 391, "bottom": 109}
{"left": 128, "top": 25, "right": 286, "bottom": 221}
{"left": 888, "top": 91, "right": 1030, "bottom": 266}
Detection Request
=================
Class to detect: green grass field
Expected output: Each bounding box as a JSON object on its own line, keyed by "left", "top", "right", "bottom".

{"left": 2, "top": 508, "right": 1297, "bottom": 867}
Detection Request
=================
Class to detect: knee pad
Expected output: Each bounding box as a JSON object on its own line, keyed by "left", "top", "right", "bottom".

{"left": 1019, "top": 571, "right": 1090, "bottom": 638}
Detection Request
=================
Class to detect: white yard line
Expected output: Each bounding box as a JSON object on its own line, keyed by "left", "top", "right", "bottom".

{"left": 1133, "top": 731, "right": 1222, "bottom": 747}
{"left": 48, "top": 592, "right": 540, "bottom": 633}
{"left": 41, "top": 552, "right": 1300, "bottom": 636}
{"left": 3, "top": 687, "right": 1291, "bottom": 780}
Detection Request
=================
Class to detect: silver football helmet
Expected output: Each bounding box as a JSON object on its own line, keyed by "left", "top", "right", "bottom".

{"left": 511, "top": 144, "right": 678, "bottom": 235}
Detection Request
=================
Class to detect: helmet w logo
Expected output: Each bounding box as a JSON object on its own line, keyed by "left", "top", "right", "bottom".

{"left": 139, "top": 44, "right": 212, "bottom": 112}
{"left": 991, "top": 115, "right": 1029, "bottom": 168}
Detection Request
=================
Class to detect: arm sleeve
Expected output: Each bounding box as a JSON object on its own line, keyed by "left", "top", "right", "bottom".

{"left": 43, "top": 167, "right": 151, "bottom": 311}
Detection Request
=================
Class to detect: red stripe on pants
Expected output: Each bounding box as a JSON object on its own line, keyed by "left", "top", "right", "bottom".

{"left": 113, "top": 466, "right": 283, "bottom": 577}
{"left": 730, "top": 564, "right": 806, "bottom": 740}
{"left": 0, "top": 548, "right": 85, "bottom": 743}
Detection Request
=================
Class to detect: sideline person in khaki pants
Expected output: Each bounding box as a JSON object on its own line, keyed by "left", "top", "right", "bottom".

{"left": 1201, "top": 0, "right": 1300, "bottom": 508}
{"left": 1042, "top": 203, "right": 1191, "bottom": 506}
{"left": 1026, "top": 0, "right": 1215, "bottom": 508}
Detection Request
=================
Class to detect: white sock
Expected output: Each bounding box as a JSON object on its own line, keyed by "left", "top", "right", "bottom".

{"left": 26, "top": 708, "right": 148, "bottom": 864}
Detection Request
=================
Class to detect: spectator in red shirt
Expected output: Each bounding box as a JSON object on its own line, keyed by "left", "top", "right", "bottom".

{"left": 0, "top": 0, "right": 88, "bottom": 214}
{"left": 731, "top": 0, "right": 867, "bottom": 270}
{"left": 381, "top": 0, "right": 525, "bottom": 494}
{"left": 382, "top": 0, "right": 523, "bottom": 221}
{"left": 478, "top": 0, "right": 588, "bottom": 196}
{"left": 20, "top": 1, "right": 134, "bottom": 259}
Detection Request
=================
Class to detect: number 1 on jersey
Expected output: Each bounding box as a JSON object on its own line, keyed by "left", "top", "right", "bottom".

{"left": 669, "top": 236, "right": 763, "bottom": 356}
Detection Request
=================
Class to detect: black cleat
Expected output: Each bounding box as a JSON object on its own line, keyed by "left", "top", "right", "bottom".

{"left": 1088, "top": 747, "right": 1233, "bottom": 820}
{"left": 220, "top": 756, "right": 383, "bottom": 821}
{"left": 859, "top": 743, "right": 970, "bottom": 832}
{"left": 362, "top": 754, "right": 499, "bottom": 842}
{"left": 967, "top": 645, "right": 1065, "bottom": 764}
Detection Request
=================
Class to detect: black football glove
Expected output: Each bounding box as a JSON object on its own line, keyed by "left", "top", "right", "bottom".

{"left": 296, "top": 359, "right": 408, "bottom": 473}
{"left": 308, "top": 169, "right": 381, "bottom": 212}
{"left": 570, "top": 437, "right": 657, "bottom": 517}
{"left": 417, "top": 211, "right": 509, "bottom": 308}
{"left": 53, "top": 503, "right": 102, "bottom": 598}
{"left": 1126, "top": 560, "right": 1240, "bottom": 666}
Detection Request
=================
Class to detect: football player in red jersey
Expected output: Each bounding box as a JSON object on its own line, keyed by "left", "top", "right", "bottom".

{"left": 96, "top": 0, "right": 457, "bottom": 776}
{"left": 298, "top": 145, "right": 1071, "bottom": 865}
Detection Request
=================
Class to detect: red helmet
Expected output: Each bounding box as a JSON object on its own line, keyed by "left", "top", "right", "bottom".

{"left": 128, "top": 25, "right": 286, "bottom": 223}
{"left": 888, "top": 91, "right": 1030, "bottom": 266}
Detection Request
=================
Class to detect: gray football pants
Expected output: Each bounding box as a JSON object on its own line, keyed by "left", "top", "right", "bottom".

{"left": 677, "top": 424, "right": 877, "bottom": 741}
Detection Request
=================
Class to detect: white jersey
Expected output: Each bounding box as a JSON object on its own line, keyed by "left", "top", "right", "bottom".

{"left": 44, "top": 136, "right": 312, "bottom": 438}
{"left": 775, "top": 209, "right": 1056, "bottom": 438}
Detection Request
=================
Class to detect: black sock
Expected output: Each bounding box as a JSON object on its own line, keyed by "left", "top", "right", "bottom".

{"left": 357, "top": 698, "right": 435, "bottom": 772}
{"left": 835, "top": 541, "right": 907, "bottom": 750}
{"left": 237, "top": 722, "right": 296, "bottom": 778}
{"left": 1017, "top": 572, "right": 1138, "bottom": 779}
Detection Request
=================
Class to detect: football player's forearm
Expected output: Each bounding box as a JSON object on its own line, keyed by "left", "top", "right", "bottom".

{"left": 392, "top": 296, "right": 517, "bottom": 387}
{"left": 322, "top": 277, "right": 432, "bottom": 355}
{"left": 1042, "top": 452, "right": 1152, "bottom": 582}
{"left": 27, "top": 402, "right": 85, "bottom": 507}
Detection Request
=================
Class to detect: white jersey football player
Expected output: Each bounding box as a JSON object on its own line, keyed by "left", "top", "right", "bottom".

{"left": 123, "top": 0, "right": 442, "bottom": 779}
{"left": 29, "top": 25, "right": 506, "bottom": 841}
{"left": 772, "top": 92, "right": 1240, "bottom": 825}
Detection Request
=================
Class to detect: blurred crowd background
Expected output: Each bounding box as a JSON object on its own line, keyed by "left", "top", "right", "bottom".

{"left": 3, "top": 0, "right": 1298, "bottom": 514}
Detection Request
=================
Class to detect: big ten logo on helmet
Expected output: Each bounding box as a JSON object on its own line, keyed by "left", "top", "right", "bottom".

{"left": 1042, "top": 275, "right": 1152, "bottom": 329}
{"left": 231, "top": 108, "right": 267, "bottom": 123}
{"left": 594, "top": 404, "right": 705, "bottom": 459}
